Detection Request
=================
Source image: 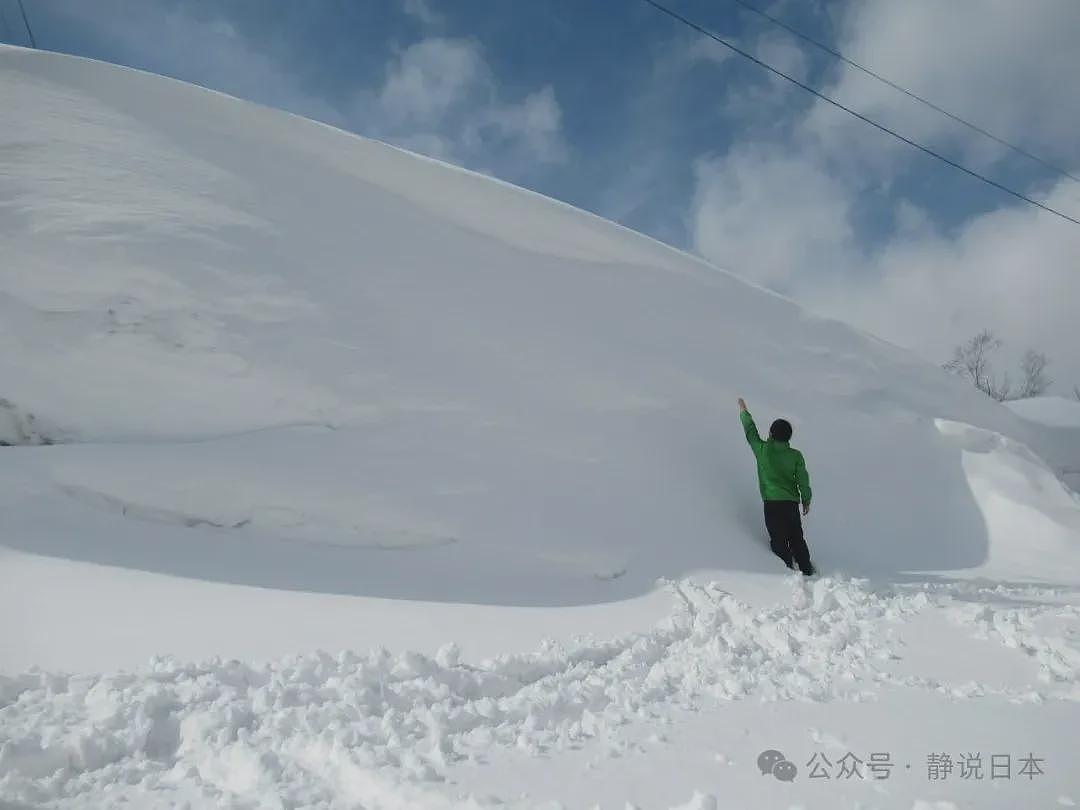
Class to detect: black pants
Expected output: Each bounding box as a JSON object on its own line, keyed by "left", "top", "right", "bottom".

{"left": 763, "top": 501, "right": 815, "bottom": 575}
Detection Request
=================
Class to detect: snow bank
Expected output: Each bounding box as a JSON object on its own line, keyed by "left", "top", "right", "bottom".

{"left": 1, "top": 45, "right": 1059, "bottom": 626}
{"left": 2, "top": 39, "right": 1079, "bottom": 668}
{"left": 936, "top": 420, "right": 1080, "bottom": 577}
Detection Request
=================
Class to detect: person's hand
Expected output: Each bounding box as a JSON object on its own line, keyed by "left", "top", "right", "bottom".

{"left": 738, "top": 398, "right": 747, "bottom": 412}
{"left": 802, "top": 502, "right": 810, "bottom": 516}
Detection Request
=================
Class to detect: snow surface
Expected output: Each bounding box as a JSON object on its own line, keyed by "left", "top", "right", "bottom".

{"left": 1005, "top": 396, "right": 1080, "bottom": 430}
{"left": 1003, "top": 397, "right": 1080, "bottom": 496}
{"left": 2, "top": 46, "right": 1080, "bottom": 808}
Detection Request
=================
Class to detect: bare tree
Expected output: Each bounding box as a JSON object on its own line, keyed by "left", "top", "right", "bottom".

{"left": 1016, "top": 350, "right": 1052, "bottom": 399}
{"left": 1074, "top": 385, "right": 1080, "bottom": 402}
{"left": 987, "top": 374, "right": 1012, "bottom": 402}
{"left": 0, "top": 398, "right": 60, "bottom": 445}
{"left": 943, "top": 330, "right": 1012, "bottom": 401}
{"left": 944, "top": 331, "right": 1057, "bottom": 401}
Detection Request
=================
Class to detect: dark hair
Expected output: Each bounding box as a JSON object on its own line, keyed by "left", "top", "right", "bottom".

{"left": 769, "top": 419, "right": 793, "bottom": 442}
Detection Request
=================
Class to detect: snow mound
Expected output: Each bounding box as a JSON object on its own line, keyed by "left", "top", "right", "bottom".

{"left": 4, "top": 45, "right": 1071, "bottom": 618}
{"left": 936, "top": 420, "right": 1080, "bottom": 577}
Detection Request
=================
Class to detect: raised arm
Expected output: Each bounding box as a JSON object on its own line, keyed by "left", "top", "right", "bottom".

{"left": 738, "top": 398, "right": 764, "bottom": 453}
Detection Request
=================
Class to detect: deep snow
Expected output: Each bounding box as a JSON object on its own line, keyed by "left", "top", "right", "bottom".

{"left": 1, "top": 45, "right": 1079, "bottom": 809}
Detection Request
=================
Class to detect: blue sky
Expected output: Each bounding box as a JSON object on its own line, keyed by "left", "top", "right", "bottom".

{"left": 4, "top": 0, "right": 1080, "bottom": 388}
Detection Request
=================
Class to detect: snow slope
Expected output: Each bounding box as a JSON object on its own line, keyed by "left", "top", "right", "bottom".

{"left": 2, "top": 46, "right": 1080, "bottom": 809}
{"left": 1005, "top": 396, "right": 1080, "bottom": 495}
{"left": 1006, "top": 396, "right": 1080, "bottom": 430}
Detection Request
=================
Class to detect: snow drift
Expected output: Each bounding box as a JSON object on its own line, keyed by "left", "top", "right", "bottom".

{"left": 0, "top": 39, "right": 1075, "bottom": 652}
{"left": 2, "top": 44, "right": 1080, "bottom": 810}
{"left": 1, "top": 44, "right": 1076, "bottom": 616}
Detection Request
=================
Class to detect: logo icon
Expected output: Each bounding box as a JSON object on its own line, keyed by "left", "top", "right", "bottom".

{"left": 758, "top": 749, "right": 798, "bottom": 782}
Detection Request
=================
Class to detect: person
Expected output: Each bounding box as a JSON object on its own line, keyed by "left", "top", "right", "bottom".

{"left": 738, "top": 398, "right": 815, "bottom": 575}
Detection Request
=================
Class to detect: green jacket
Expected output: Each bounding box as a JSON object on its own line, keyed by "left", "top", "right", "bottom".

{"left": 740, "top": 410, "right": 811, "bottom": 505}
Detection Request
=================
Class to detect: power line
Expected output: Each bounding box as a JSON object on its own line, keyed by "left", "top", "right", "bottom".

{"left": 16, "top": 0, "right": 35, "bottom": 48}
{"left": 640, "top": 0, "right": 1080, "bottom": 228}
{"left": 728, "top": 0, "right": 1080, "bottom": 186}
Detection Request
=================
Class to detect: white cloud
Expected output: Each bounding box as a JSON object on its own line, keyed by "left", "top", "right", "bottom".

{"left": 471, "top": 85, "right": 565, "bottom": 165}
{"left": 377, "top": 38, "right": 485, "bottom": 125}
{"left": 801, "top": 0, "right": 1080, "bottom": 174}
{"left": 402, "top": 0, "right": 444, "bottom": 27}
{"left": 692, "top": 144, "right": 857, "bottom": 287}
{"left": 755, "top": 31, "right": 809, "bottom": 83}
{"left": 691, "top": 1, "right": 1080, "bottom": 392}
{"left": 691, "top": 143, "right": 1080, "bottom": 390}
{"left": 673, "top": 34, "right": 733, "bottom": 71}
{"left": 691, "top": 144, "right": 1080, "bottom": 388}
{"left": 362, "top": 37, "right": 566, "bottom": 171}
{"left": 810, "top": 180, "right": 1080, "bottom": 389}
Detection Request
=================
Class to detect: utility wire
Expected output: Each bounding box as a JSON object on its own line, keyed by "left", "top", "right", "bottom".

{"left": 16, "top": 0, "right": 35, "bottom": 48}
{"left": 641, "top": 0, "right": 1080, "bottom": 228}
{"left": 728, "top": 0, "right": 1080, "bottom": 185}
